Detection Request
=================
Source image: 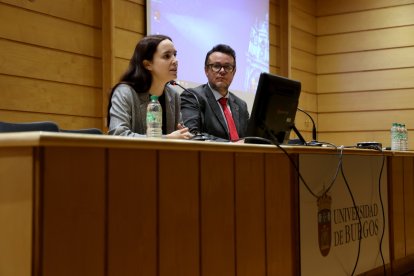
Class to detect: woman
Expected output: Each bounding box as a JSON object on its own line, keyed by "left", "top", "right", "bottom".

{"left": 107, "top": 34, "right": 191, "bottom": 139}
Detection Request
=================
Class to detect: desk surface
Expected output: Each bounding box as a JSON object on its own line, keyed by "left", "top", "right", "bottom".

{"left": 0, "top": 131, "right": 404, "bottom": 156}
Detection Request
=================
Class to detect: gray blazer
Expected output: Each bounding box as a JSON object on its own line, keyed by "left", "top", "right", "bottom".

{"left": 180, "top": 83, "right": 249, "bottom": 140}
{"left": 108, "top": 84, "right": 182, "bottom": 137}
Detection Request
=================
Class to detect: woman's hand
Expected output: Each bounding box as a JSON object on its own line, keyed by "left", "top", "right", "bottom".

{"left": 166, "top": 127, "right": 193, "bottom": 139}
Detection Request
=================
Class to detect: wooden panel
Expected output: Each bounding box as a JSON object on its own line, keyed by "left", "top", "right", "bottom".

{"left": 318, "top": 5, "right": 414, "bottom": 35}
{"left": 291, "top": 48, "right": 316, "bottom": 73}
{"left": 269, "top": 45, "right": 280, "bottom": 67}
{"left": 0, "top": 110, "right": 102, "bottom": 130}
{"left": 318, "top": 89, "right": 414, "bottom": 112}
{"left": 0, "top": 147, "right": 33, "bottom": 276}
{"left": 388, "top": 157, "right": 406, "bottom": 260}
{"left": 317, "top": 68, "right": 414, "bottom": 93}
{"left": 102, "top": 0, "right": 115, "bottom": 131}
{"left": 159, "top": 150, "right": 200, "bottom": 276}
{"left": 0, "top": 75, "right": 102, "bottom": 117}
{"left": 269, "top": 66, "right": 281, "bottom": 76}
{"left": 129, "top": 0, "right": 145, "bottom": 4}
{"left": 265, "top": 153, "right": 298, "bottom": 276}
{"left": 291, "top": 69, "right": 316, "bottom": 93}
{"left": 292, "top": 0, "right": 315, "bottom": 14}
{"left": 318, "top": 110, "right": 414, "bottom": 132}
{"left": 317, "top": 26, "right": 414, "bottom": 54}
{"left": 404, "top": 157, "right": 414, "bottom": 255}
{"left": 235, "top": 153, "right": 266, "bottom": 276}
{"left": 292, "top": 27, "right": 316, "bottom": 54}
{"left": 200, "top": 152, "right": 235, "bottom": 276}
{"left": 291, "top": 6, "right": 316, "bottom": 34}
{"left": 298, "top": 92, "right": 318, "bottom": 113}
{"left": 269, "top": 2, "right": 280, "bottom": 25}
{"left": 107, "top": 149, "right": 157, "bottom": 276}
{"left": 0, "top": 0, "right": 102, "bottom": 27}
{"left": 0, "top": 39, "right": 102, "bottom": 87}
{"left": 318, "top": 47, "right": 414, "bottom": 74}
{"left": 0, "top": 4, "right": 101, "bottom": 57}
{"left": 295, "top": 111, "right": 318, "bottom": 135}
{"left": 114, "top": 28, "right": 143, "bottom": 59}
{"left": 114, "top": 0, "right": 145, "bottom": 33}
{"left": 317, "top": 0, "right": 414, "bottom": 16}
{"left": 114, "top": 57, "right": 129, "bottom": 83}
{"left": 42, "top": 147, "right": 106, "bottom": 276}
{"left": 318, "top": 131, "right": 391, "bottom": 148}
{"left": 269, "top": 24, "right": 280, "bottom": 46}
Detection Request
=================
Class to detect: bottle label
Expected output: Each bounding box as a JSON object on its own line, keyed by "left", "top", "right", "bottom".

{"left": 147, "top": 112, "right": 161, "bottom": 124}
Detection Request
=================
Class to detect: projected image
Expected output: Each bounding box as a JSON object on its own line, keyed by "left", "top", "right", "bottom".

{"left": 147, "top": 0, "right": 269, "bottom": 95}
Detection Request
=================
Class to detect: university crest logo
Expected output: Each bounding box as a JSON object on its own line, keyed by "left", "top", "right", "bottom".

{"left": 317, "top": 193, "right": 332, "bottom": 257}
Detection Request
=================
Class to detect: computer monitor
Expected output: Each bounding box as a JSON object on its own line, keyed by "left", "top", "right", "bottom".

{"left": 245, "top": 72, "right": 302, "bottom": 144}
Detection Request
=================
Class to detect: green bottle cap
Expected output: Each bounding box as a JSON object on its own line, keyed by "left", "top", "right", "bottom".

{"left": 150, "top": 95, "right": 158, "bottom": 101}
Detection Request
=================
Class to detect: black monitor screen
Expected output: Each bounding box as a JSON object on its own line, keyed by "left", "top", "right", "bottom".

{"left": 246, "top": 72, "right": 301, "bottom": 144}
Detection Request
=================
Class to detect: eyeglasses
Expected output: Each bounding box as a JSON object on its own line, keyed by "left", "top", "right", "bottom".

{"left": 206, "top": 63, "right": 235, "bottom": 73}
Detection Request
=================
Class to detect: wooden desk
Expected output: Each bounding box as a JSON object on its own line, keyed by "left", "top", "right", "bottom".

{"left": 0, "top": 132, "right": 413, "bottom": 276}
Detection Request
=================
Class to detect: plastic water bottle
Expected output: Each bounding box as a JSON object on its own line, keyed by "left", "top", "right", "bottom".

{"left": 146, "top": 95, "right": 162, "bottom": 138}
{"left": 391, "top": 123, "right": 399, "bottom": 151}
{"left": 401, "top": 124, "right": 408, "bottom": 151}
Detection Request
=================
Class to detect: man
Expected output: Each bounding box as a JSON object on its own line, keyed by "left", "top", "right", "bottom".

{"left": 180, "top": 44, "right": 249, "bottom": 141}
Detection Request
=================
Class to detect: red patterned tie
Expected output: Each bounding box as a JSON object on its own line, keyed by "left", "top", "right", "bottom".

{"left": 218, "top": 97, "right": 239, "bottom": 141}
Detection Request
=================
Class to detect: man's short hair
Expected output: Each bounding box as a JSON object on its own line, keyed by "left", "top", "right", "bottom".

{"left": 204, "top": 44, "right": 236, "bottom": 67}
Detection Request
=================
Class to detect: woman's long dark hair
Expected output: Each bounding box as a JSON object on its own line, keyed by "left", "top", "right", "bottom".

{"left": 107, "top": 34, "right": 172, "bottom": 126}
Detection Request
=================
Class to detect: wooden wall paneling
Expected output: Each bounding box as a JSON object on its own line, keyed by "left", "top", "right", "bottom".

{"left": 318, "top": 110, "right": 414, "bottom": 132}
{"left": 292, "top": 0, "right": 315, "bottom": 14}
{"left": 0, "top": 110, "right": 102, "bottom": 130}
{"left": 158, "top": 150, "right": 200, "bottom": 276}
{"left": 388, "top": 156, "right": 406, "bottom": 261}
{"left": 107, "top": 148, "right": 157, "bottom": 276}
{"left": 318, "top": 47, "right": 414, "bottom": 74}
{"left": 291, "top": 48, "right": 316, "bottom": 73}
{"left": 269, "top": 0, "right": 280, "bottom": 73}
{"left": 114, "top": 28, "right": 143, "bottom": 59}
{"left": 317, "top": 0, "right": 414, "bottom": 16}
{"left": 0, "top": 147, "right": 33, "bottom": 276}
{"left": 265, "top": 153, "right": 299, "bottom": 276}
{"left": 102, "top": 0, "right": 114, "bottom": 130}
{"left": 318, "top": 5, "right": 414, "bottom": 35}
{"left": 294, "top": 111, "right": 316, "bottom": 140}
{"left": 234, "top": 153, "right": 266, "bottom": 276}
{"left": 403, "top": 157, "right": 414, "bottom": 255}
{"left": 0, "top": 39, "right": 102, "bottom": 87}
{"left": 0, "top": 4, "right": 101, "bottom": 57}
{"left": 317, "top": 68, "right": 414, "bottom": 93}
{"left": 290, "top": 6, "right": 316, "bottom": 35}
{"left": 318, "top": 131, "right": 391, "bottom": 148}
{"left": 317, "top": 26, "right": 414, "bottom": 54}
{"left": 269, "top": 1, "right": 280, "bottom": 26}
{"left": 114, "top": 0, "right": 145, "bottom": 33}
{"left": 291, "top": 69, "right": 316, "bottom": 93}
{"left": 0, "top": 0, "right": 102, "bottom": 27}
{"left": 269, "top": 45, "right": 280, "bottom": 68}
{"left": 41, "top": 147, "right": 106, "bottom": 276}
{"left": 269, "top": 66, "right": 281, "bottom": 76}
{"left": 291, "top": 28, "right": 316, "bottom": 54}
{"left": 318, "top": 89, "right": 414, "bottom": 113}
{"left": 279, "top": 0, "right": 290, "bottom": 77}
{"left": 298, "top": 92, "right": 317, "bottom": 113}
{"left": 0, "top": 75, "right": 102, "bottom": 117}
{"left": 129, "top": 0, "right": 145, "bottom": 4}
{"left": 114, "top": 58, "right": 129, "bottom": 83}
{"left": 269, "top": 24, "right": 280, "bottom": 46}
{"left": 200, "top": 152, "right": 236, "bottom": 276}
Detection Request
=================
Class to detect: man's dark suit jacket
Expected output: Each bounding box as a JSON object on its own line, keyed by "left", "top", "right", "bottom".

{"left": 180, "top": 83, "right": 249, "bottom": 140}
